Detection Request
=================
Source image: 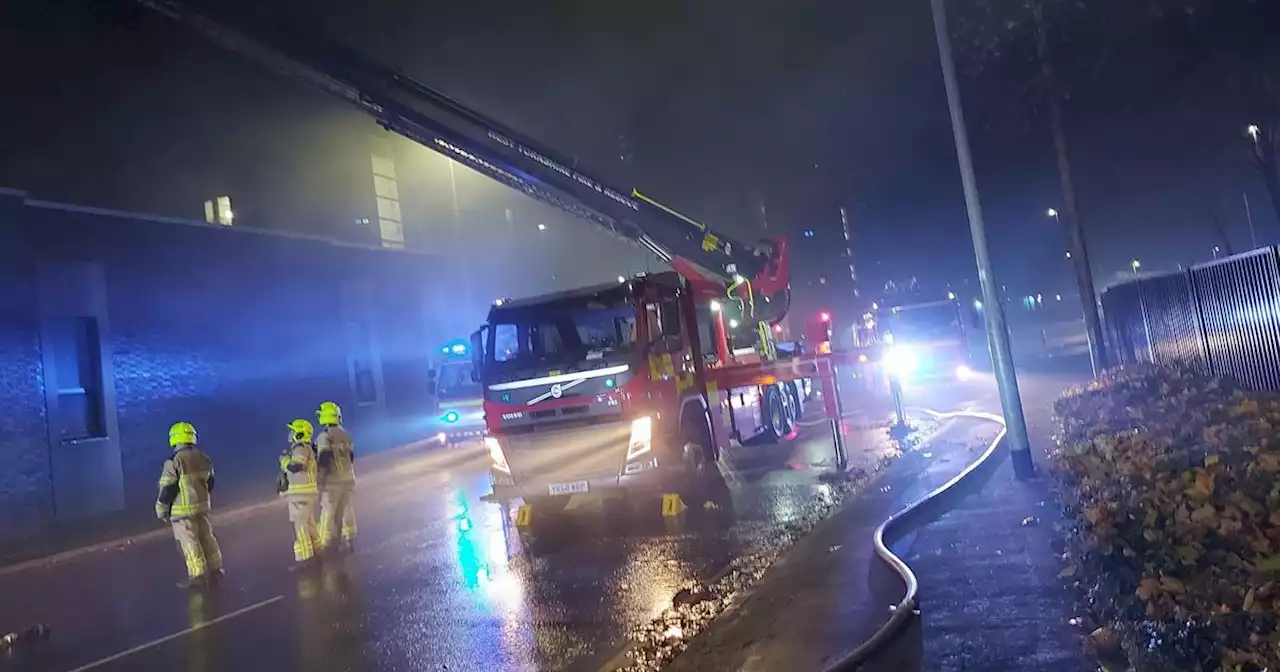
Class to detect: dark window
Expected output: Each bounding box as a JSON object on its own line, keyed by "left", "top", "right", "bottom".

{"left": 347, "top": 318, "right": 380, "bottom": 404}
{"left": 50, "top": 317, "right": 106, "bottom": 441}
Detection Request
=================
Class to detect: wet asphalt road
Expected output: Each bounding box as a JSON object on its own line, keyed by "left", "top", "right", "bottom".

{"left": 0, "top": 377, "right": 997, "bottom": 672}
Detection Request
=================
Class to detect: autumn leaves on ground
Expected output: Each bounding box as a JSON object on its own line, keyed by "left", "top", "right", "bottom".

{"left": 1050, "top": 364, "right": 1280, "bottom": 672}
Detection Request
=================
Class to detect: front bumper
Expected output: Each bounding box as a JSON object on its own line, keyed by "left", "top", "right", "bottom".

{"left": 487, "top": 418, "right": 680, "bottom": 500}
{"left": 490, "top": 461, "right": 682, "bottom": 501}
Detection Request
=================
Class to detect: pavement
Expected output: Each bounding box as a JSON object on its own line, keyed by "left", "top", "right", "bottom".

{"left": 0, "top": 361, "right": 1090, "bottom": 672}
{"left": 663, "top": 359, "right": 1097, "bottom": 672}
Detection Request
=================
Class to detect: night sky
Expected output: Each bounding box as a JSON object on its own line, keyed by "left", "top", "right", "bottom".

{"left": 2, "top": 0, "right": 1278, "bottom": 314}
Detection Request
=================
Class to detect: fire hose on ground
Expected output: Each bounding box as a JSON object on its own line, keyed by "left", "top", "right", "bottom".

{"left": 822, "top": 408, "right": 1008, "bottom": 671}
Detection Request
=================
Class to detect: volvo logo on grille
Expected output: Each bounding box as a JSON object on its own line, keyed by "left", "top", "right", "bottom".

{"left": 550, "top": 384, "right": 563, "bottom": 399}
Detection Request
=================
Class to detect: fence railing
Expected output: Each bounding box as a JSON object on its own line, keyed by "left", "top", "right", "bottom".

{"left": 1101, "top": 247, "right": 1280, "bottom": 390}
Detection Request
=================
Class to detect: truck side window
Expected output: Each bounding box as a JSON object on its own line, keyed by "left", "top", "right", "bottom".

{"left": 493, "top": 323, "right": 519, "bottom": 362}
{"left": 694, "top": 305, "right": 721, "bottom": 366}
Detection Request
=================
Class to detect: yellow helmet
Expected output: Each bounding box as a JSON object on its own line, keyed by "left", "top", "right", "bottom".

{"left": 317, "top": 401, "right": 342, "bottom": 425}
{"left": 169, "top": 422, "right": 197, "bottom": 448}
{"left": 287, "top": 418, "right": 314, "bottom": 444}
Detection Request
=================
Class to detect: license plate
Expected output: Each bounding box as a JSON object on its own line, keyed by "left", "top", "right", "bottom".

{"left": 548, "top": 480, "right": 589, "bottom": 496}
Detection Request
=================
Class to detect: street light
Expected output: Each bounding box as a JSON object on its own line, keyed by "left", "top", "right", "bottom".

{"left": 537, "top": 223, "right": 547, "bottom": 231}
{"left": 1213, "top": 246, "right": 1221, "bottom": 258}
{"left": 1247, "top": 124, "right": 1261, "bottom": 142}
{"left": 932, "top": 0, "right": 1033, "bottom": 478}
{"left": 1064, "top": 250, "right": 1072, "bottom": 259}
{"left": 1131, "top": 258, "right": 1141, "bottom": 276}
{"left": 947, "top": 291, "right": 956, "bottom": 300}
{"left": 1046, "top": 207, "right": 1059, "bottom": 220}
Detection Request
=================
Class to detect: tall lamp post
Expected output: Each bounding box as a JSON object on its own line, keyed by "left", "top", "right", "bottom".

{"left": 1047, "top": 206, "right": 1106, "bottom": 374}
{"left": 930, "top": 0, "right": 1034, "bottom": 479}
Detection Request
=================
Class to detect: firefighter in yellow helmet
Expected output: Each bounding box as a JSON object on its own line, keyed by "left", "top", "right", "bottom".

{"left": 157, "top": 422, "right": 223, "bottom": 588}
{"left": 280, "top": 418, "right": 321, "bottom": 568}
{"left": 315, "top": 401, "right": 357, "bottom": 552}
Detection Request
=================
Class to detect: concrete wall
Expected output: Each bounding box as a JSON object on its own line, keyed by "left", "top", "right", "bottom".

{"left": 0, "top": 189, "right": 446, "bottom": 541}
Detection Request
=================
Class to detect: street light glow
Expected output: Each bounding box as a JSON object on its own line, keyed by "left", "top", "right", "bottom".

{"left": 1065, "top": 250, "right": 1072, "bottom": 259}
{"left": 1247, "top": 124, "right": 1261, "bottom": 140}
{"left": 617, "top": 276, "right": 626, "bottom": 283}
{"left": 537, "top": 223, "right": 547, "bottom": 231}
{"left": 947, "top": 291, "right": 956, "bottom": 300}
{"left": 1046, "top": 208, "right": 1059, "bottom": 218}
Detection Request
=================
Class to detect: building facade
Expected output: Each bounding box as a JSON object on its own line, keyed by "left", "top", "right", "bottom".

{"left": 0, "top": 188, "right": 449, "bottom": 542}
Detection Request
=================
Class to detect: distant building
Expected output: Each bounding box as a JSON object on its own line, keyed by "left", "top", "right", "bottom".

{"left": 0, "top": 187, "right": 451, "bottom": 542}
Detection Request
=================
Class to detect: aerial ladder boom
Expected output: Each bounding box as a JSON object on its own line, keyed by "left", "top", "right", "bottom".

{"left": 132, "top": 0, "right": 791, "bottom": 322}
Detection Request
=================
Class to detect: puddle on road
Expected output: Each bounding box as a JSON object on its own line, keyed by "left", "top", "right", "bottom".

{"left": 606, "top": 419, "right": 940, "bottom": 671}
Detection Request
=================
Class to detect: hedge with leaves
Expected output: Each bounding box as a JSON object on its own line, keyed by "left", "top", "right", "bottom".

{"left": 1052, "top": 363, "right": 1280, "bottom": 672}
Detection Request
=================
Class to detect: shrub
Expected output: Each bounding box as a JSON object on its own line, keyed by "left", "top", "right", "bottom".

{"left": 1051, "top": 364, "right": 1280, "bottom": 672}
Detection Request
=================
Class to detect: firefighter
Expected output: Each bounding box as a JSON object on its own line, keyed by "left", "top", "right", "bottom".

{"left": 315, "top": 401, "right": 357, "bottom": 552}
{"left": 157, "top": 422, "right": 223, "bottom": 588}
{"left": 280, "top": 418, "right": 321, "bottom": 568}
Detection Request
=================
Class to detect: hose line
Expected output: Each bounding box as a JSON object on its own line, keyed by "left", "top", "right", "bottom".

{"left": 822, "top": 409, "right": 1007, "bottom": 671}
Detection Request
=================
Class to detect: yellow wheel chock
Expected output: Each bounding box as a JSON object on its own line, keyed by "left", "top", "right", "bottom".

{"left": 661, "top": 493, "right": 687, "bottom": 517}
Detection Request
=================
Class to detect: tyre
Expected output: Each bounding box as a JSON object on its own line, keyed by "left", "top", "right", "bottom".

{"left": 785, "top": 382, "right": 803, "bottom": 423}
{"left": 678, "top": 413, "right": 725, "bottom": 505}
{"left": 762, "top": 387, "right": 790, "bottom": 442}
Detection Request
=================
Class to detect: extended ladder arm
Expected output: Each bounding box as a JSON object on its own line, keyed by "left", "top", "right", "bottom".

{"left": 133, "top": 0, "right": 791, "bottom": 320}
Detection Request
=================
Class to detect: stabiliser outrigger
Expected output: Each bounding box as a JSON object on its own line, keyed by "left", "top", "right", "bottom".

{"left": 136, "top": 0, "right": 884, "bottom": 511}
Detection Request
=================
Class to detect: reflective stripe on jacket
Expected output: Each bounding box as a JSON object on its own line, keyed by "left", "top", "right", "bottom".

{"left": 157, "top": 447, "right": 215, "bottom": 519}
{"left": 316, "top": 425, "right": 356, "bottom": 487}
{"left": 279, "top": 441, "right": 319, "bottom": 496}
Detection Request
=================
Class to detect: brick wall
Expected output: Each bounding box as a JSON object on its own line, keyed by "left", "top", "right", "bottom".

{"left": 0, "top": 191, "right": 444, "bottom": 540}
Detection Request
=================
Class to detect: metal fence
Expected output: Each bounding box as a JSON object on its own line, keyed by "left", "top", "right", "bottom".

{"left": 1101, "top": 247, "right": 1280, "bottom": 390}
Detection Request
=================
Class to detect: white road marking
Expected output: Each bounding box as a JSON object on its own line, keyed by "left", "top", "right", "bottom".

{"left": 64, "top": 595, "right": 283, "bottom": 672}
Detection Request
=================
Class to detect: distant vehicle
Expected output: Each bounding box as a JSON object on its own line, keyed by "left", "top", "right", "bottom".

{"left": 877, "top": 299, "right": 974, "bottom": 383}
{"left": 431, "top": 341, "right": 485, "bottom": 444}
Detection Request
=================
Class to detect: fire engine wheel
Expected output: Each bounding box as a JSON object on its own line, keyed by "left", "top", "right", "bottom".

{"left": 763, "top": 388, "right": 790, "bottom": 442}
{"left": 678, "top": 416, "right": 722, "bottom": 502}
{"left": 785, "top": 382, "right": 802, "bottom": 423}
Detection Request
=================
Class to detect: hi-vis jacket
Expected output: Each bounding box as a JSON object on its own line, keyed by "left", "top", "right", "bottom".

{"left": 316, "top": 426, "right": 356, "bottom": 487}
{"left": 156, "top": 447, "right": 215, "bottom": 520}
{"left": 279, "top": 441, "right": 319, "bottom": 496}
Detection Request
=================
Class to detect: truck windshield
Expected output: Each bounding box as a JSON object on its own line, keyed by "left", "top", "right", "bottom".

{"left": 437, "top": 361, "right": 480, "bottom": 401}
{"left": 887, "top": 304, "right": 961, "bottom": 342}
{"left": 488, "top": 305, "right": 638, "bottom": 367}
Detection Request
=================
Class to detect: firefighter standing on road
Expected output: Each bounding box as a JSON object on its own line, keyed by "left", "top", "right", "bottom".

{"left": 157, "top": 422, "right": 223, "bottom": 588}
{"left": 315, "top": 401, "right": 357, "bottom": 552}
{"left": 280, "top": 419, "right": 321, "bottom": 568}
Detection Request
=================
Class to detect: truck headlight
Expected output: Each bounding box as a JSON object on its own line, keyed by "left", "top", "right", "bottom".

{"left": 485, "top": 436, "right": 510, "bottom": 473}
{"left": 885, "top": 345, "right": 921, "bottom": 378}
{"left": 626, "top": 416, "right": 652, "bottom": 461}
